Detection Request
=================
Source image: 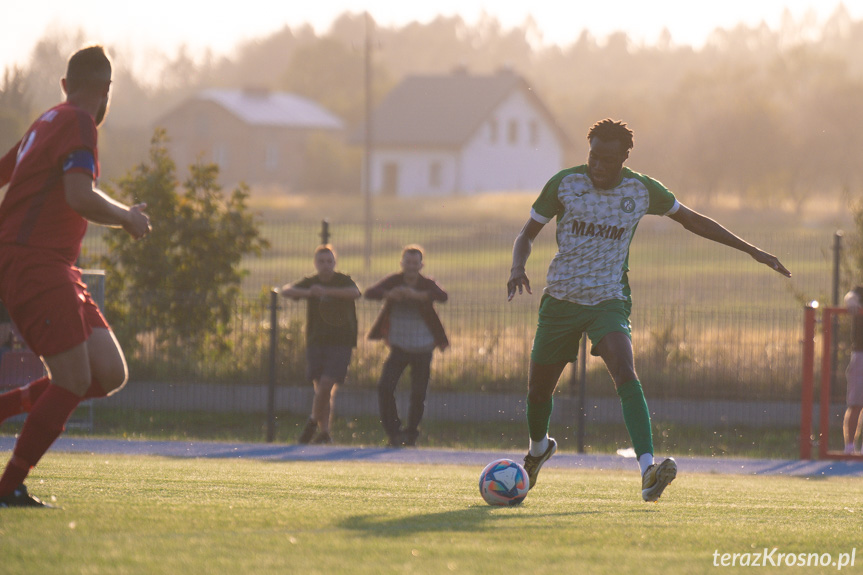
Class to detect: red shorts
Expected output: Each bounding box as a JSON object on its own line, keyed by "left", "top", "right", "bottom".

{"left": 0, "top": 245, "right": 108, "bottom": 357}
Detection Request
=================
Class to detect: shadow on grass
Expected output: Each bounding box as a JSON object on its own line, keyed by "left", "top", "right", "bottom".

{"left": 339, "top": 507, "right": 603, "bottom": 537}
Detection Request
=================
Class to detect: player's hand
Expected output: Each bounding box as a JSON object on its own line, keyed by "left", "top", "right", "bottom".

{"left": 751, "top": 250, "right": 791, "bottom": 277}
{"left": 507, "top": 268, "right": 532, "bottom": 301}
{"left": 124, "top": 203, "right": 151, "bottom": 240}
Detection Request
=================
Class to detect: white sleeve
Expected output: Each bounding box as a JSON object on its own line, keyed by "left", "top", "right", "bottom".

{"left": 529, "top": 208, "right": 552, "bottom": 224}
{"left": 663, "top": 199, "right": 680, "bottom": 216}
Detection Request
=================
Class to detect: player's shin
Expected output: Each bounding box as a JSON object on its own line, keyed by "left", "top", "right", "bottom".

{"left": 527, "top": 396, "right": 553, "bottom": 455}
{"left": 617, "top": 379, "right": 654, "bottom": 463}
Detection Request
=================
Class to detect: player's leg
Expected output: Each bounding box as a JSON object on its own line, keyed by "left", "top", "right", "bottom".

{"left": 0, "top": 342, "right": 89, "bottom": 505}
{"left": 0, "top": 376, "right": 51, "bottom": 424}
{"left": 84, "top": 327, "right": 128, "bottom": 398}
{"left": 403, "top": 350, "right": 433, "bottom": 446}
{"left": 522, "top": 296, "right": 580, "bottom": 489}
{"left": 595, "top": 329, "right": 676, "bottom": 502}
{"left": 521, "top": 360, "right": 565, "bottom": 488}
{"left": 594, "top": 331, "right": 652, "bottom": 458}
{"left": 526, "top": 360, "right": 566, "bottom": 449}
{"left": 377, "top": 347, "right": 409, "bottom": 446}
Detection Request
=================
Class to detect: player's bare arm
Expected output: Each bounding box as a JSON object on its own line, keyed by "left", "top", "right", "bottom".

{"left": 668, "top": 203, "right": 791, "bottom": 277}
{"left": 508, "top": 218, "right": 545, "bottom": 300}
{"left": 64, "top": 172, "right": 150, "bottom": 239}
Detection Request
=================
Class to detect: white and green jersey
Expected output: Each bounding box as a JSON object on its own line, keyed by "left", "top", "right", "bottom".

{"left": 531, "top": 165, "right": 679, "bottom": 306}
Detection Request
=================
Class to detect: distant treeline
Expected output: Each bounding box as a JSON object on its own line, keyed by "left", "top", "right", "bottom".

{"left": 2, "top": 7, "right": 863, "bottom": 209}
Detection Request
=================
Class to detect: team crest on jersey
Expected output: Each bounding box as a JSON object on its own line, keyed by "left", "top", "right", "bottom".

{"left": 620, "top": 197, "right": 636, "bottom": 213}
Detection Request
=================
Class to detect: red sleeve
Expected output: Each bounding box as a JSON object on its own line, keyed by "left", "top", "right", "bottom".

{"left": 52, "top": 106, "right": 97, "bottom": 170}
{"left": 0, "top": 140, "right": 21, "bottom": 187}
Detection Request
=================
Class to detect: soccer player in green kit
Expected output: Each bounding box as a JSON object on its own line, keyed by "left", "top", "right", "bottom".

{"left": 507, "top": 119, "right": 791, "bottom": 502}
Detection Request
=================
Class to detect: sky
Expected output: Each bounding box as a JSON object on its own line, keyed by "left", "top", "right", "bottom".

{"left": 3, "top": 0, "right": 861, "bottom": 76}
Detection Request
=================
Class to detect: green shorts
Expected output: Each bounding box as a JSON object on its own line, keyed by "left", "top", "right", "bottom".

{"left": 530, "top": 294, "right": 632, "bottom": 365}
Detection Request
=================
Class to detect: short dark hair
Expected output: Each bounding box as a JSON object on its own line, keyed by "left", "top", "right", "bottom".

{"left": 65, "top": 46, "right": 112, "bottom": 94}
{"left": 587, "top": 119, "right": 634, "bottom": 151}
{"left": 402, "top": 244, "right": 424, "bottom": 260}
{"left": 315, "top": 244, "right": 336, "bottom": 258}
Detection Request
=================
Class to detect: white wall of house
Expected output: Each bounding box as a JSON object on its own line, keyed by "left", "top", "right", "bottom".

{"left": 371, "top": 89, "right": 564, "bottom": 196}
{"left": 371, "top": 149, "right": 459, "bottom": 197}
{"left": 459, "top": 90, "right": 564, "bottom": 194}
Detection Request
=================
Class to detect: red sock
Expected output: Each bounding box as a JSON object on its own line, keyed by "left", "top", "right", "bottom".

{"left": 0, "top": 376, "right": 51, "bottom": 424}
{"left": 0, "top": 384, "right": 80, "bottom": 497}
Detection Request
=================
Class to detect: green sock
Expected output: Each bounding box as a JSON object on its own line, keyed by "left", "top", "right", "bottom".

{"left": 617, "top": 379, "right": 653, "bottom": 458}
{"left": 526, "top": 397, "right": 553, "bottom": 441}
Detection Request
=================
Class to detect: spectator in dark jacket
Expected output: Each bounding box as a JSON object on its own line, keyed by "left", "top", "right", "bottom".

{"left": 365, "top": 245, "right": 448, "bottom": 447}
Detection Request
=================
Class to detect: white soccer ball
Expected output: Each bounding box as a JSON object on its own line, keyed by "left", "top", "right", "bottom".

{"left": 478, "top": 458, "right": 529, "bottom": 506}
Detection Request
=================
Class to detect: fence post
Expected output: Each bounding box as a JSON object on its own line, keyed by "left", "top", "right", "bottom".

{"left": 800, "top": 302, "right": 817, "bottom": 460}
{"left": 266, "top": 288, "right": 279, "bottom": 443}
{"left": 320, "top": 219, "right": 330, "bottom": 245}
{"left": 831, "top": 231, "right": 843, "bottom": 402}
{"left": 818, "top": 307, "right": 835, "bottom": 459}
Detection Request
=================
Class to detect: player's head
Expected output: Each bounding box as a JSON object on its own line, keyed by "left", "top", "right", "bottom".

{"left": 400, "top": 245, "right": 424, "bottom": 276}
{"left": 63, "top": 45, "right": 113, "bottom": 126}
{"left": 586, "top": 119, "right": 633, "bottom": 189}
{"left": 314, "top": 244, "right": 336, "bottom": 278}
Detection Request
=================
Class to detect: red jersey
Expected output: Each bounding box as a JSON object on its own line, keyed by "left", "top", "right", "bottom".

{"left": 0, "top": 102, "right": 99, "bottom": 264}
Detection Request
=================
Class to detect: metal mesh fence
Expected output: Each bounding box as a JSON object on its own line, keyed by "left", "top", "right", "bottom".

{"left": 79, "top": 218, "right": 837, "bottom": 435}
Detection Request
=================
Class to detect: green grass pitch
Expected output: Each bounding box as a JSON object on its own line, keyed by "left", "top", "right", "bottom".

{"left": 1, "top": 453, "right": 860, "bottom": 575}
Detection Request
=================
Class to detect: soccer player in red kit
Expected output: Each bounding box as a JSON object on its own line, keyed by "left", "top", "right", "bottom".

{"left": 0, "top": 46, "right": 150, "bottom": 507}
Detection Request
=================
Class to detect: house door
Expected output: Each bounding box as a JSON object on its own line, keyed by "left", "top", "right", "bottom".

{"left": 382, "top": 162, "right": 398, "bottom": 197}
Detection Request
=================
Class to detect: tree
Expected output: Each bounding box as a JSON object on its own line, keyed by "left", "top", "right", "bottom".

{"left": 0, "top": 67, "right": 31, "bottom": 152}
{"left": 100, "top": 129, "right": 269, "bottom": 361}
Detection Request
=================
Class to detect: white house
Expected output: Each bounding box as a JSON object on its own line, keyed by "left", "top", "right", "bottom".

{"left": 154, "top": 88, "right": 343, "bottom": 188}
{"left": 354, "top": 69, "right": 570, "bottom": 197}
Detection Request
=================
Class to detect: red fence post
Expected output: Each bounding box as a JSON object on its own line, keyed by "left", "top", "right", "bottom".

{"left": 818, "top": 307, "right": 837, "bottom": 459}
{"left": 800, "top": 304, "right": 817, "bottom": 460}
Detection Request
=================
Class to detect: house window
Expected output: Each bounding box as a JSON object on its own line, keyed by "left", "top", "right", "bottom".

{"left": 508, "top": 120, "right": 519, "bottom": 144}
{"left": 265, "top": 145, "right": 279, "bottom": 171}
{"left": 429, "top": 161, "right": 442, "bottom": 188}
{"left": 489, "top": 119, "right": 498, "bottom": 143}
{"left": 530, "top": 120, "right": 539, "bottom": 145}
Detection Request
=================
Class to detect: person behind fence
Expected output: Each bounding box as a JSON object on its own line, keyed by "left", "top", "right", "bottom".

{"left": 281, "top": 244, "right": 360, "bottom": 445}
{"left": 365, "top": 245, "right": 449, "bottom": 447}
{"left": 843, "top": 287, "right": 863, "bottom": 456}
{"left": 0, "top": 46, "right": 151, "bottom": 508}
{"left": 507, "top": 118, "right": 791, "bottom": 502}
